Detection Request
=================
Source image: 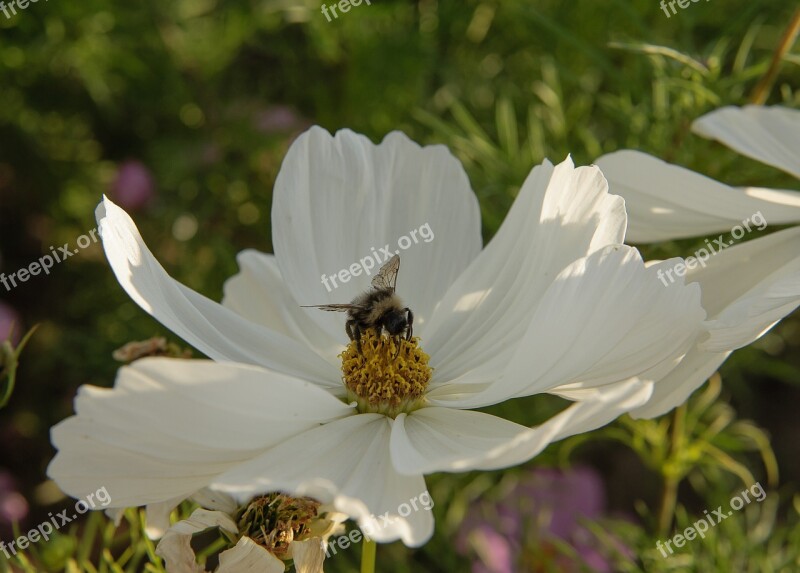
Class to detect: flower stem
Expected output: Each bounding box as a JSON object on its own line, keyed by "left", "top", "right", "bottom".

{"left": 360, "top": 539, "right": 377, "bottom": 573}
{"left": 658, "top": 472, "right": 679, "bottom": 538}
{"left": 658, "top": 403, "right": 686, "bottom": 537}
{"left": 750, "top": 7, "right": 800, "bottom": 104}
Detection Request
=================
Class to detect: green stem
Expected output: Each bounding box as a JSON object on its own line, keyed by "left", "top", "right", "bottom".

{"left": 750, "top": 7, "right": 800, "bottom": 104}
{"left": 360, "top": 539, "right": 377, "bottom": 573}
{"left": 658, "top": 403, "right": 686, "bottom": 537}
{"left": 0, "top": 326, "right": 38, "bottom": 410}
{"left": 658, "top": 472, "right": 679, "bottom": 538}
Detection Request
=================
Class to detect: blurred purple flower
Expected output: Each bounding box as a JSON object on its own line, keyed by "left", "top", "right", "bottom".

{"left": 110, "top": 160, "right": 155, "bottom": 211}
{"left": 0, "top": 469, "right": 28, "bottom": 534}
{"left": 0, "top": 300, "right": 21, "bottom": 345}
{"left": 254, "top": 105, "right": 307, "bottom": 134}
{"left": 457, "top": 467, "right": 632, "bottom": 572}
{"left": 515, "top": 466, "right": 605, "bottom": 538}
{"left": 461, "top": 524, "right": 514, "bottom": 573}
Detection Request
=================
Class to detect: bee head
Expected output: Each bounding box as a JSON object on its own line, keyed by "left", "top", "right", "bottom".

{"left": 382, "top": 309, "right": 408, "bottom": 336}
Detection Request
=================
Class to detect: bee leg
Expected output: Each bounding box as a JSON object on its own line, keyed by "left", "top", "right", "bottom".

{"left": 345, "top": 319, "right": 357, "bottom": 342}
{"left": 356, "top": 325, "right": 364, "bottom": 354}
{"left": 347, "top": 321, "right": 363, "bottom": 354}
{"left": 392, "top": 335, "right": 402, "bottom": 361}
{"left": 405, "top": 308, "right": 414, "bottom": 341}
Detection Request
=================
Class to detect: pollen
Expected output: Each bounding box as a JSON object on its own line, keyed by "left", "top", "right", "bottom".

{"left": 341, "top": 330, "right": 432, "bottom": 417}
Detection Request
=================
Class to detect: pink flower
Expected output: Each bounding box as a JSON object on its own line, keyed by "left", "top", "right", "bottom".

{"left": 0, "top": 301, "right": 21, "bottom": 345}
{"left": 0, "top": 470, "right": 28, "bottom": 536}
{"left": 254, "top": 105, "right": 307, "bottom": 134}
{"left": 110, "top": 160, "right": 155, "bottom": 211}
{"left": 457, "top": 467, "right": 633, "bottom": 572}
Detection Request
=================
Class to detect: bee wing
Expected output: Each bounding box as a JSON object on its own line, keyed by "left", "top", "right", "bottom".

{"left": 371, "top": 254, "right": 400, "bottom": 292}
{"left": 301, "top": 304, "right": 363, "bottom": 313}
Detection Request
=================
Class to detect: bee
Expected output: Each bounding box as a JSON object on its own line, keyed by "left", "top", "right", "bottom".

{"left": 303, "top": 254, "right": 413, "bottom": 356}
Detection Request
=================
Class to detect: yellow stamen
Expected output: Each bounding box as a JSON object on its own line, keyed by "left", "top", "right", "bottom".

{"left": 340, "top": 330, "right": 432, "bottom": 417}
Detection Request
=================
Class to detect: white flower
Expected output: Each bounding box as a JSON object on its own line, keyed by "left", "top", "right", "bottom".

{"left": 48, "top": 127, "right": 706, "bottom": 546}
{"left": 693, "top": 105, "right": 800, "bottom": 179}
{"left": 595, "top": 105, "right": 800, "bottom": 417}
{"left": 596, "top": 106, "right": 800, "bottom": 243}
{"left": 154, "top": 491, "right": 344, "bottom": 573}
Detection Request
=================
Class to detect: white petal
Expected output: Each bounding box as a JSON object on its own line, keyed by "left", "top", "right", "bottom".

{"left": 390, "top": 408, "right": 526, "bottom": 474}
{"left": 704, "top": 276, "right": 800, "bottom": 351}
{"left": 155, "top": 535, "right": 204, "bottom": 573}
{"left": 217, "top": 537, "right": 285, "bottom": 573}
{"left": 222, "top": 250, "right": 342, "bottom": 364}
{"left": 164, "top": 508, "right": 238, "bottom": 537}
{"left": 392, "top": 379, "right": 651, "bottom": 474}
{"left": 155, "top": 509, "right": 238, "bottom": 573}
{"left": 694, "top": 227, "right": 800, "bottom": 351}
{"left": 48, "top": 358, "right": 354, "bottom": 509}
{"left": 633, "top": 227, "right": 800, "bottom": 418}
{"left": 689, "top": 227, "right": 800, "bottom": 317}
{"left": 271, "top": 127, "right": 482, "bottom": 342}
{"left": 190, "top": 488, "right": 238, "bottom": 514}
{"left": 96, "top": 197, "right": 338, "bottom": 386}
{"left": 105, "top": 507, "right": 124, "bottom": 526}
{"left": 428, "top": 246, "right": 703, "bottom": 409}
{"left": 692, "top": 105, "right": 800, "bottom": 179}
{"left": 145, "top": 489, "right": 239, "bottom": 539}
{"left": 213, "top": 414, "right": 433, "bottom": 547}
{"left": 291, "top": 538, "right": 326, "bottom": 573}
{"left": 145, "top": 496, "right": 183, "bottom": 539}
{"left": 630, "top": 348, "right": 730, "bottom": 419}
{"left": 596, "top": 150, "right": 800, "bottom": 243}
{"left": 423, "top": 156, "right": 626, "bottom": 385}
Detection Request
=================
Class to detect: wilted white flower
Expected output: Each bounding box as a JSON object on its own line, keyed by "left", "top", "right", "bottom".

{"left": 155, "top": 491, "right": 344, "bottom": 573}
{"left": 49, "top": 127, "right": 707, "bottom": 546}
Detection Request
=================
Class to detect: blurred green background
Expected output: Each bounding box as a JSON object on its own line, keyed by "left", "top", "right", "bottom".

{"left": 1, "top": 0, "right": 799, "bottom": 571}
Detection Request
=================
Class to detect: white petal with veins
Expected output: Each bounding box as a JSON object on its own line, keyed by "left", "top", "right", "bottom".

{"left": 155, "top": 509, "right": 239, "bottom": 573}
{"left": 428, "top": 247, "right": 703, "bottom": 409}
{"left": 222, "top": 250, "right": 344, "bottom": 365}
{"left": 217, "top": 537, "right": 285, "bottom": 573}
{"left": 291, "top": 538, "right": 327, "bottom": 573}
{"left": 596, "top": 150, "right": 800, "bottom": 243}
{"left": 634, "top": 227, "right": 800, "bottom": 417}
{"left": 213, "top": 414, "right": 433, "bottom": 547}
{"left": 96, "top": 197, "right": 339, "bottom": 386}
{"left": 424, "top": 157, "right": 627, "bottom": 387}
{"left": 272, "top": 127, "right": 482, "bottom": 342}
{"left": 692, "top": 105, "right": 800, "bottom": 178}
{"left": 392, "top": 379, "right": 651, "bottom": 474}
{"left": 48, "top": 358, "right": 353, "bottom": 508}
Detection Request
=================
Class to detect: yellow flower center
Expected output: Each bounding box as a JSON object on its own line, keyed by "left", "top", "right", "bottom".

{"left": 340, "top": 330, "right": 432, "bottom": 417}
